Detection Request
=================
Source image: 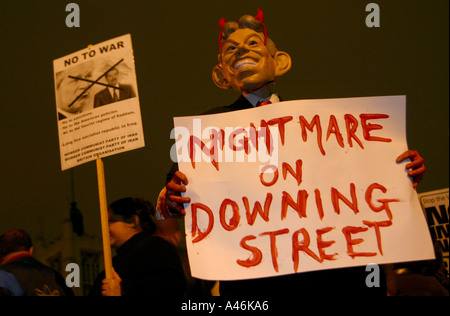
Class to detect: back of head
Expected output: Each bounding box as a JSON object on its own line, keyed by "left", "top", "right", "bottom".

{"left": 0, "top": 229, "right": 32, "bottom": 262}
{"left": 109, "top": 197, "right": 156, "bottom": 235}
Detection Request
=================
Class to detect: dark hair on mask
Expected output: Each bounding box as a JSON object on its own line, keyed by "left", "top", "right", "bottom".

{"left": 220, "top": 14, "right": 277, "bottom": 56}
{"left": 108, "top": 197, "right": 156, "bottom": 234}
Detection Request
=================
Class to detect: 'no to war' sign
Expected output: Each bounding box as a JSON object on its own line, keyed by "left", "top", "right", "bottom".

{"left": 174, "top": 95, "right": 435, "bottom": 281}
{"left": 53, "top": 34, "right": 145, "bottom": 279}
{"left": 53, "top": 34, "right": 144, "bottom": 170}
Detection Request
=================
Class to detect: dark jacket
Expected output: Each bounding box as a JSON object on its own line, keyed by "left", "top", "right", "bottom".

{"left": 90, "top": 232, "right": 186, "bottom": 296}
{"left": 93, "top": 84, "right": 135, "bottom": 108}
{"left": 0, "top": 256, "right": 74, "bottom": 296}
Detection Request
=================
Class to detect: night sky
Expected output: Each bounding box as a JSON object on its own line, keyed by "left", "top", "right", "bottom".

{"left": 0, "top": 0, "right": 448, "bottom": 246}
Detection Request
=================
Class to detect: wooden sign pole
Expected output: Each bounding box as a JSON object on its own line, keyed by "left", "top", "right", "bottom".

{"left": 54, "top": 38, "right": 142, "bottom": 282}
{"left": 96, "top": 158, "right": 113, "bottom": 279}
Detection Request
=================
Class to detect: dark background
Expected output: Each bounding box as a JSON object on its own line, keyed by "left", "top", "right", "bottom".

{"left": 0, "top": 0, "right": 448, "bottom": 244}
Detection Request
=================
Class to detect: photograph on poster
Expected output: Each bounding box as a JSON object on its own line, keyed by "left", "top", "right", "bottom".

{"left": 55, "top": 57, "right": 137, "bottom": 121}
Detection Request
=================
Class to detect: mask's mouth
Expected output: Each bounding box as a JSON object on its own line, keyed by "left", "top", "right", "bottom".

{"left": 233, "top": 58, "right": 257, "bottom": 71}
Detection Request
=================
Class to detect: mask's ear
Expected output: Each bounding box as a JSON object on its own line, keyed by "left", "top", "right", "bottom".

{"left": 212, "top": 63, "right": 231, "bottom": 90}
{"left": 274, "top": 51, "right": 292, "bottom": 78}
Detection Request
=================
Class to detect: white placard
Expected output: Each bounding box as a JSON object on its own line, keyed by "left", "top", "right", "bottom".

{"left": 54, "top": 34, "right": 144, "bottom": 170}
{"left": 174, "top": 95, "right": 435, "bottom": 280}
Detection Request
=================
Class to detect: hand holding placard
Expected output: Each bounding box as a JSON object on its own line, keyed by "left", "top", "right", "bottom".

{"left": 172, "top": 96, "right": 434, "bottom": 281}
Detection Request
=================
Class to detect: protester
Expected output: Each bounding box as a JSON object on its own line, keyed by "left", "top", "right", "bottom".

{"left": 0, "top": 229, "right": 74, "bottom": 296}
{"left": 89, "top": 197, "right": 186, "bottom": 296}
{"left": 156, "top": 10, "right": 428, "bottom": 296}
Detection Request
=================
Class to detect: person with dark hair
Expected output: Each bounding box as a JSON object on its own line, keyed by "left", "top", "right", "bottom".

{"left": 89, "top": 197, "right": 186, "bottom": 296}
{"left": 0, "top": 229, "right": 74, "bottom": 296}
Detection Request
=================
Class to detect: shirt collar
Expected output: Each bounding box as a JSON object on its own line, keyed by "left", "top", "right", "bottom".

{"left": 243, "top": 87, "right": 280, "bottom": 107}
{"left": 108, "top": 84, "right": 120, "bottom": 96}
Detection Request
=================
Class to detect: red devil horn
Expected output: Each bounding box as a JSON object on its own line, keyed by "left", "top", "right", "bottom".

{"left": 255, "top": 9, "right": 267, "bottom": 45}
{"left": 255, "top": 9, "right": 264, "bottom": 22}
{"left": 218, "top": 17, "right": 226, "bottom": 31}
{"left": 218, "top": 9, "right": 267, "bottom": 50}
{"left": 218, "top": 17, "right": 227, "bottom": 50}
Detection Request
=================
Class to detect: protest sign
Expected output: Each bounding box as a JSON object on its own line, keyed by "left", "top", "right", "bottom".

{"left": 53, "top": 34, "right": 145, "bottom": 279}
{"left": 419, "top": 188, "right": 449, "bottom": 279}
{"left": 53, "top": 34, "right": 145, "bottom": 171}
{"left": 173, "top": 95, "right": 435, "bottom": 281}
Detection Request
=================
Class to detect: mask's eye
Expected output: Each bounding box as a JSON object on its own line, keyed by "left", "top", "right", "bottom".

{"left": 249, "top": 40, "right": 258, "bottom": 46}
{"left": 226, "top": 45, "right": 236, "bottom": 52}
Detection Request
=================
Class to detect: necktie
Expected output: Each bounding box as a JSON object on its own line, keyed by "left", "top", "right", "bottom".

{"left": 113, "top": 90, "right": 119, "bottom": 102}
{"left": 256, "top": 100, "right": 272, "bottom": 107}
